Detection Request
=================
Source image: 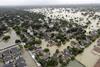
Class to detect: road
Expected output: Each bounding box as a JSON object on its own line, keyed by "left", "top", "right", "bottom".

{"left": 22, "top": 47, "right": 37, "bottom": 67}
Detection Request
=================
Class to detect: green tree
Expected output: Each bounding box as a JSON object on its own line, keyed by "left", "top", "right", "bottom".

{"left": 2, "top": 35, "right": 10, "bottom": 41}
{"left": 15, "top": 39, "right": 21, "bottom": 43}
{"left": 47, "top": 58, "right": 58, "bottom": 66}
{"left": 43, "top": 48, "right": 49, "bottom": 53}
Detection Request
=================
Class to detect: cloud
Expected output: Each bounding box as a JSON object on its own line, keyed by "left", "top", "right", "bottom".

{"left": 0, "top": 0, "right": 99, "bottom": 6}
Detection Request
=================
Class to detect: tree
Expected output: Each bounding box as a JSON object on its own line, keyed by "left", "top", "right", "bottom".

{"left": 55, "top": 49, "right": 60, "bottom": 54}
{"left": 2, "top": 35, "right": 10, "bottom": 41}
{"left": 43, "top": 48, "right": 49, "bottom": 53}
{"left": 13, "top": 25, "right": 22, "bottom": 35}
{"left": 56, "top": 42, "right": 62, "bottom": 47}
{"left": 15, "top": 39, "right": 21, "bottom": 43}
{"left": 35, "top": 39, "right": 42, "bottom": 44}
{"left": 61, "top": 62, "right": 68, "bottom": 67}
{"left": 71, "top": 56, "right": 75, "bottom": 60}
{"left": 38, "top": 59, "right": 47, "bottom": 67}
{"left": 97, "top": 29, "right": 100, "bottom": 36}
{"left": 20, "top": 34, "right": 27, "bottom": 43}
{"left": 47, "top": 58, "right": 58, "bottom": 66}
{"left": 24, "top": 44, "right": 33, "bottom": 50}
{"left": 18, "top": 45, "right": 23, "bottom": 49}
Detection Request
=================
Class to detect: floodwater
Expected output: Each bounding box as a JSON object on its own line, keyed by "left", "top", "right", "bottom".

{"left": 76, "top": 38, "right": 100, "bottom": 67}
{"left": 67, "top": 60, "right": 85, "bottom": 67}
{"left": 0, "top": 29, "right": 20, "bottom": 50}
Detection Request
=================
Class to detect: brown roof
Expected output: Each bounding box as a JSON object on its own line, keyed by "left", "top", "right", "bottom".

{"left": 93, "top": 47, "right": 100, "bottom": 53}
{"left": 97, "top": 39, "right": 100, "bottom": 46}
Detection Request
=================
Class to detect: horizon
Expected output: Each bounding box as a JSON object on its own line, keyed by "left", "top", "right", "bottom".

{"left": 0, "top": 3, "right": 100, "bottom": 7}
{"left": 0, "top": 0, "right": 99, "bottom": 6}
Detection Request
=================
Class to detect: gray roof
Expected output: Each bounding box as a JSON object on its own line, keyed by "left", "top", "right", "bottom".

{"left": 11, "top": 47, "right": 20, "bottom": 54}
{"left": 0, "top": 53, "right": 2, "bottom": 58}
{"left": 3, "top": 56, "right": 12, "bottom": 62}
{"left": 16, "top": 57, "right": 26, "bottom": 67}
{"left": 2, "top": 50, "right": 11, "bottom": 57}
{"left": 2, "top": 47, "right": 26, "bottom": 67}
{"left": 11, "top": 47, "right": 21, "bottom": 57}
{"left": 16, "top": 63, "right": 26, "bottom": 67}
{"left": 3, "top": 63, "right": 13, "bottom": 67}
{"left": 16, "top": 57, "right": 25, "bottom": 63}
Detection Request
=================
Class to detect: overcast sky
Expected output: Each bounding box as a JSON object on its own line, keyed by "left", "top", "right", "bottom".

{"left": 0, "top": 0, "right": 99, "bottom": 6}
